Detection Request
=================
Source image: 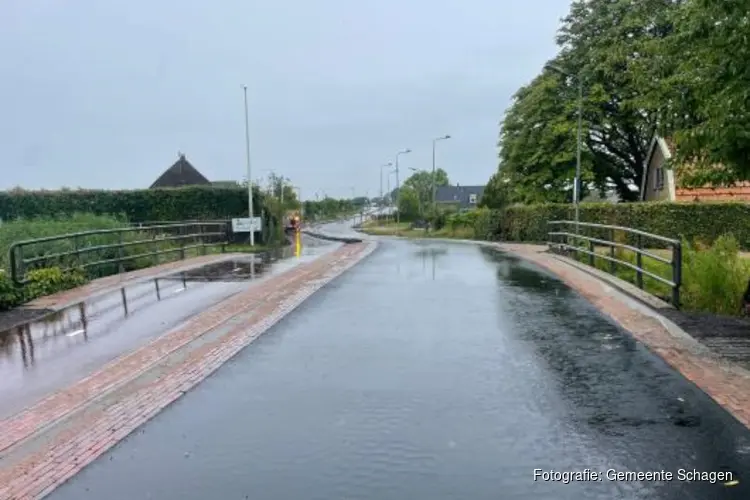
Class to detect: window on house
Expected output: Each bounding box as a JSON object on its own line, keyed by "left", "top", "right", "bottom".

{"left": 655, "top": 167, "right": 665, "bottom": 191}
{"left": 469, "top": 194, "right": 478, "bottom": 204}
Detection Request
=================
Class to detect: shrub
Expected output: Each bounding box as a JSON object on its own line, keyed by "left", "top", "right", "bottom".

{"left": 0, "top": 271, "right": 25, "bottom": 310}
{"left": 680, "top": 235, "right": 750, "bottom": 315}
{"left": 0, "top": 213, "right": 129, "bottom": 271}
{"left": 23, "top": 267, "right": 88, "bottom": 300}
{"left": 493, "top": 201, "right": 750, "bottom": 249}
{"left": 0, "top": 186, "right": 266, "bottom": 223}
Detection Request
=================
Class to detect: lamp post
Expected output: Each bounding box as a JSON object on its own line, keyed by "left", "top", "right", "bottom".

{"left": 380, "top": 162, "right": 392, "bottom": 210}
{"left": 394, "top": 149, "right": 412, "bottom": 225}
{"left": 242, "top": 85, "right": 255, "bottom": 246}
{"left": 545, "top": 63, "right": 583, "bottom": 234}
{"left": 431, "top": 135, "right": 451, "bottom": 214}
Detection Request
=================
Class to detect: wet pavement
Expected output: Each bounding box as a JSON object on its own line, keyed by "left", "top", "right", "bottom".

{"left": 0, "top": 236, "right": 338, "bottom": 420}
{"left": 47, "top": 239, "right": 750, "bottom": 500}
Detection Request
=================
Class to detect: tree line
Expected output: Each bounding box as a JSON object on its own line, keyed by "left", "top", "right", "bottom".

{"left": 482, "top": 0, "right": 749, "bottom": 207}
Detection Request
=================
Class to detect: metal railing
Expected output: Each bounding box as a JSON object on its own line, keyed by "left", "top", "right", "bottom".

{"left": 547, "top": 220, "right": 682, "bottom": 307}
{"left": 8, "top": 222, "right": 229, "bottom": 285}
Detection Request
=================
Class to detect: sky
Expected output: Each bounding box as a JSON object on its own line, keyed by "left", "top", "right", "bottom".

{"left": 0, "top": 0, "right": 571, "bottom": 199}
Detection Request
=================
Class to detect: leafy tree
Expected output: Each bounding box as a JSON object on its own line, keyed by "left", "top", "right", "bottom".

{"left": 397, "top": 186, "right": 420, "bottom": 220}
{"left": 555, "top": 0, "right": 683, "bottom": 200}
{"left": 403, "top": 168, "right": 449, "bottom": 210}
{"left": 492, "top": 0, "right": 685, "bottom": 202}
{"left": 497, "top": 72, "right": 589, "bottom": 204}
{"left": 648, "top": 0, "right": 750, "bottom": 185}
{"left": 480, "top": 172, "right": 512, "bottom": 209}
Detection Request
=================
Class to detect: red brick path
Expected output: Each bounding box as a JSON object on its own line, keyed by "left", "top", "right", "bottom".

{"left": 495, "top": 243, "right": 750, "bottom": 431}
{"left": 0, "top": 242, "right": 376, "bottom": 500}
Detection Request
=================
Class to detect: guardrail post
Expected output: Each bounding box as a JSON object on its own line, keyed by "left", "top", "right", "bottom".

{"left": 200, "top": 224, "right": 206, "bottom": 256}
{"left": 78, "top": 302, "right": 88, "bottom": 332}
{"left": 672, "top": 242, "right": 682, "bottom": 308}
{"left": 179, "top": 227, "right": 186, "bottom": 260}
{"left": 117, "top": 231, "right": 125, "bottom": 274}
{"left": 609, "top": 228, "right": 616, "bottom": 274}
{"left": 73, "top": 235, "right": 81, "bottom": 269}
{"left": 152, "top": 233, "right": 160, "bottom": 266}
{"left": 154, "top": 278, "right": 161, "bottom": 300}
{"left": 588, "top": 240, "right": 595, "bottom": 266}
{"left": 181, "top": 272, "right": 187, "bottom": 289}
{"left": 121, "top": 287, "right": 129, "bottom": 316}
{"left": 635, "top": 234, "right": 643, "bottom": 289}
{"left": 17, "top": 245, "right": 25, "bottom": 283}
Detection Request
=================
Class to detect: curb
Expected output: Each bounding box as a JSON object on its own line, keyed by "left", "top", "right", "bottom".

{"left": 302, "top": 230, "right": 362, "bottom": 244}
{"left": 0, "top": 241, "right": 378, "bottom": 500}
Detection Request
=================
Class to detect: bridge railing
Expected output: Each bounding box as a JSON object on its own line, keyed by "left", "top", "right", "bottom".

{"left": 8, "top": 221, "right": 229, "bottom": 285}
{"left": 547, "top": 220, "right": 682, "bottom": 308}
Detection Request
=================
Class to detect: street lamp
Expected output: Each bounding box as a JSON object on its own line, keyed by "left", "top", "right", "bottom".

{"left": 380, "top": 162, "right": 392, "bottom": 209}
{"left": 242, "top": 85, "right": 255, "bottom": 246}
{"left": 431, "top": 135, "right": 451, "bottom": 214}
{"left": 395, "top": 148, "right": 412, "bottom": 224}
{"left": 545, "top": 63, "right": 583, "bottom": 234}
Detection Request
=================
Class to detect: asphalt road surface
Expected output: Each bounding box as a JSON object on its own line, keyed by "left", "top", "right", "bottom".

{"left": 48, "top": 239, "right": 750, "bottom": 500}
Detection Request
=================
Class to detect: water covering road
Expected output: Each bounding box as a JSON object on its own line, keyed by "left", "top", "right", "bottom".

{"left": 49, "top": 239, "right": 750, "bottom": 500}
{"left": 0, "top": 235, "right": 337, "bottom": 419}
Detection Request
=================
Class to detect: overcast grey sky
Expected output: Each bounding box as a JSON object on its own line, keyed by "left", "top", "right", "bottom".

{"left": 1, "top": 0, "right": 570, "bottom": 198}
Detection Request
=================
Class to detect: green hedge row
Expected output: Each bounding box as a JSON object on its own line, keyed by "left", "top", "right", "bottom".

{"left": 0, "top": 186, "right": 266, "bottom": 222}
{"left": 487, "top": 202, "right": 750, "bottom": 249}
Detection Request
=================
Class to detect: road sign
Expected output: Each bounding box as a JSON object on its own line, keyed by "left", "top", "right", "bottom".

{"left": 232, "top": 217, "right": 262, "bottom": 232}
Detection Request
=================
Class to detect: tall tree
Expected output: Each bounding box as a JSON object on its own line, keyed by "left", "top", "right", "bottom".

{"left": 647, "top": 0, "right": 750, "bottom": 185}
{"left": 491, "top": 0, "right": 685, "bottom": 203}
{"left": 555, "top": 0, "right": 684, "bottom": 200}
{"left": 495, "top": 72, "right": 588, "bottom": 204}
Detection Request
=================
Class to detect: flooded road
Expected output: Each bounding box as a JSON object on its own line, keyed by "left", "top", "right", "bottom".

{"left": 0, "top": 236, "right": 337, "bottom": 419}
{"left": 48, "top": 240, "right": 750, "bottom": 500}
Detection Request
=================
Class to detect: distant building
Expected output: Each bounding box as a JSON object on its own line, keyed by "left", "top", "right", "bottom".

{"left": 149, "top": 153, "right": 211, "bottom": 189}
{"left": 641, "top": 135, "right": 750, "bottom": 202}
{"left": 435, "top": 184, "right": 485, "bottom": 210}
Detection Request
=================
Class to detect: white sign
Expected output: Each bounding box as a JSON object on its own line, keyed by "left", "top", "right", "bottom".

{"left": 232, "top": 217, "right": 262, "bottom": 232}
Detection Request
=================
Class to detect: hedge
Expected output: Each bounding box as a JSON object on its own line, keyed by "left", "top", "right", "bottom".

{"left": 0, "top": 186, "right": 266, "bottom": 223}
{"left": 489, "top": 201, "right": 750, "bottom": 249}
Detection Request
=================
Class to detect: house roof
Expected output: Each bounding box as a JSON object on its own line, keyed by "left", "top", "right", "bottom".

{"left": 149, "top": 154, "right": 210, "bottom": 189}
{"left": 435, "top": 185, "right": 485, "bottom": 204}
{"left": 641, "top": 134, "right": 750, "bottom": 202}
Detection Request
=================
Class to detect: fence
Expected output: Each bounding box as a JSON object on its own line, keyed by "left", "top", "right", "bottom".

{"left": 8, "top": 221, "right": 229, "bottom": 285}
{"left": 547, "top": 220, "right": 682, "bottom": 308}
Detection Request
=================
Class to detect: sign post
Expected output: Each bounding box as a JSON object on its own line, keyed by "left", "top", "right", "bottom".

{"left": 232, "top": 217, "right": 262, "bottom": 235}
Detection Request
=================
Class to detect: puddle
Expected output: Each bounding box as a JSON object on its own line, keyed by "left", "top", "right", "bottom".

{"left": 0, "top": 246, "right": 305, "bottom": 371}
{"left": 177, "top": 259, "right": 267, "bottom": 282}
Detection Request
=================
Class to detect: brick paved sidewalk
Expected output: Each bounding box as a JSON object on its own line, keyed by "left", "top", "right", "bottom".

{"left": 0, "top": 241, "right": 376, "bottom": 500}
{"left": 495, "top": 242, "right": 750, "bottom": 432}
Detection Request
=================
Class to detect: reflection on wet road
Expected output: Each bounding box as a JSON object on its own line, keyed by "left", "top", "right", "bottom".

{"left": 0, "top": 236, "right": 334, "bottom": 419}
{"left": 49, "top": 240, "right": 750, "bottom": 499}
